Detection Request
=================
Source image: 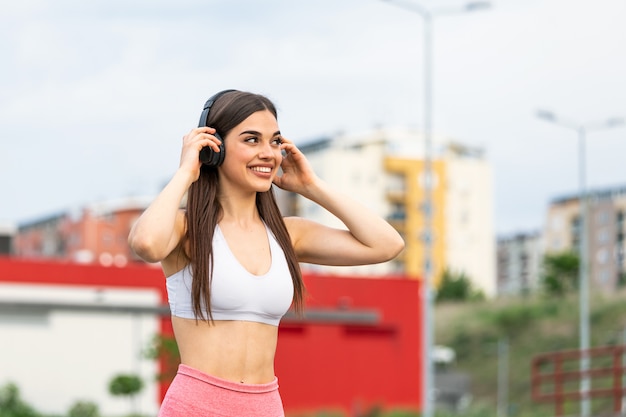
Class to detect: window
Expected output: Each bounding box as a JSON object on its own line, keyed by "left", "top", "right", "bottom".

{"left": 418, "top": 171, "right": 439, "bottom": 190}
{"left": 597, "top": 210, "right": 609, "bottom": 225}
{"left": 550, "top": 215, "right": 564, "bottom": 231}
{"left": 389, "top": 203, "right": 406, "bottom": 221}
{"left": 598, "top": 228, "right": 610, "bottom": 244}
{"left": 596, "top": 248, "right": 609, "bottom": 265}
{"left": 102, "top": 232, "right": 113, "bottom": 247}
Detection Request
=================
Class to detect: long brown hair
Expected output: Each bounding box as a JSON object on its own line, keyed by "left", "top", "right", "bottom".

{"left": 185, "top": 90, "right": 304, "bottom": 321}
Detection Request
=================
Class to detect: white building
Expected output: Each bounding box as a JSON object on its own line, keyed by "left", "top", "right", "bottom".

{"left": 289, "top": 127, "right": 496, "bottom": 296}
{"left": 0, "top": 281, "right": 162, "bottom": 416}
{"left": 293, "top": 132, "right": 397, "bottom": 277}
{"left": 496, "top": 232, "right": 544, "bottom": 296}
{"left": 442, "top": 144, "right": 496, "bottom": 297}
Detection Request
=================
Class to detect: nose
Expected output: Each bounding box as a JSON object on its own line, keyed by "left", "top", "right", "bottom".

{"left": 258, "top": 140, "right": 275, "bottom": 159}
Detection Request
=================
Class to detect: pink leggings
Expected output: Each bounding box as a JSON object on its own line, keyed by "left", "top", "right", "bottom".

{"left": 158, "top": 364, "right": 285, "bottom": 417}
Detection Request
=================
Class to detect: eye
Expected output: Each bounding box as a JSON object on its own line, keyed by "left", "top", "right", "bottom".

{"left": 244, "top": 137, "right": 258, "bottom": 143}
{"left": 272, "top": 137, "right": 283, "bottom": 146}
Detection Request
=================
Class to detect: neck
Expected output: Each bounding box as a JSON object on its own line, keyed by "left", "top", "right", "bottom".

{"left": 218, "top": 192, "right": 261, "bottom": 227}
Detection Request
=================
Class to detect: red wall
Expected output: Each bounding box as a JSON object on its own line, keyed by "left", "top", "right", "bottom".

{"left": 277, "top": 274, "right": 422, "bottom": 415}
{"left": 0, "top": 257, "right": 422, "bottom": 415}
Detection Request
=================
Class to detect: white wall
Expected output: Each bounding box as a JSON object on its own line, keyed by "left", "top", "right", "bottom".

{"left": 445, "top": 158, "right": 497, "bottom": 297}
{"left": 297, "top": 135, "right": 398, "bottom": 276}
{"left": 0, "top": 284, "right": 161, "bottom": 416}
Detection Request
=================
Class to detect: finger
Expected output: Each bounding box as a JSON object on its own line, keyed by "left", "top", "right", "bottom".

{"left": 181, "top": 134, "right": 222, "bottom": 161}
{"left": 280, "top": 142, "right": 302, "bottom": 158}
{"left": 196, "top": 141, "right": 219, "bottom": 154}
{"left": 279, "top": 139, "right": 295, "bottom": 150}
{"left": 188, "top": 132, "right": 221, "bottom": 150}
{"left": 272, "top": 173, "right": 285, "bottom": 189}
{"left": 184, "top": 127, "right": 216, "bottom": 142}
{"left": 199, "top": 133, "right": 222, "bottom": 148}
{"left": 195, "top": 126, "right": 217, "bottom": 135}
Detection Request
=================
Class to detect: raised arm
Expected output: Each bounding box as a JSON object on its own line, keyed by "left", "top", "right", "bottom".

{"left": 273, "top": 138, "right": 405, "bottom": 266}
{"left": 128, "top": 127, "right": 221, "bottom": 263}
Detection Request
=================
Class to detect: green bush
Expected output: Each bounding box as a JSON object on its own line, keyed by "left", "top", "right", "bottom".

{"left": 436, "top": 269, "right": 484, "bottom": 303}
{"left": 384, "top": 410, "right": 420, "bottom": 417}
{"left": 108, "top": 374, "right": 143, "bottom": 397}
{"left": 0, "top": 382, "right": 40, "bottom": 417}
{"left": 476, "top": 299, "right": 560, "bottom": 339}
{"left": 540, "top": 251, "right": 579, "bottom": 296}
{"left": 67, "top": 401, "right": 99, "bottom": 417}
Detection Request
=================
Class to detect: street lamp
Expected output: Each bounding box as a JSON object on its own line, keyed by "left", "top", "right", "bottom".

{"left": 381, "top": 2, "right": 491, "bottom": 417}
{"left": 536, "top": 109, "right": 625, "bottom": 417}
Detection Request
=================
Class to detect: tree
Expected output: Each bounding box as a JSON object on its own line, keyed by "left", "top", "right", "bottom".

{"left": 108, "top": 374, "right": 143, "bottom": 416}
{"left": 68, "top": 400, "right": 100, "bottom": 417}
{"left": 0, "top": 382, "right": 40, "bottom": 417}
{"left": 540, "top": 251, "right": 579, "bottom": 296}
{"left": 436, "top": 269, "right": 484, "bottom": 302}
{"left": 143, "top": 334, "right": 180, "bottom": 383}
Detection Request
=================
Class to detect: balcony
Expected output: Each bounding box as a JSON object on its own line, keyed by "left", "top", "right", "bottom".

{"left": 385, "top": 189, "right": 407, "bottom": 203}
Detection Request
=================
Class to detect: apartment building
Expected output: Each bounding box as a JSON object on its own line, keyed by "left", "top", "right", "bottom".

{"left": 496, "top": 232, "right": 543, "bottom": 296}
{"left": 13, "top": 197, "right": 152, "bottom": 265}
{"left": 544, "top": 186, "right": 626, "bottom": 292}
{"left": 291, "top": 128, "right": 496, "bottom": 296}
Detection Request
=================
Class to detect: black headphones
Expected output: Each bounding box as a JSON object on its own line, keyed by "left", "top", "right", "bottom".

{"left": 198, "top": 89, "right": 236, "bottom": 167}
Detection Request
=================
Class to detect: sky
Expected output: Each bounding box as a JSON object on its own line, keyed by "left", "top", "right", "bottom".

{"left": 1, "top": 0, "right": 625, "bottom": 235}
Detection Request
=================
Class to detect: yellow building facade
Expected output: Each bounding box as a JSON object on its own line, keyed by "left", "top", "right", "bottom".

{"left": 385, "top": 157, "right": 447, "bottom": 286}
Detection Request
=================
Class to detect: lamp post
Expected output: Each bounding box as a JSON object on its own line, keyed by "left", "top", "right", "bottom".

{"left": 537, "top": 109, "right": 624, "bottom": 417}
{"left": 381, "top": 2, "right": 490, "bottom": 417}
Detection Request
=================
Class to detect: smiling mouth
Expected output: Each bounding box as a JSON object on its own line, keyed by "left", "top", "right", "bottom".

{"left": 250, "top": 166, "right": 272, "bottom": 173}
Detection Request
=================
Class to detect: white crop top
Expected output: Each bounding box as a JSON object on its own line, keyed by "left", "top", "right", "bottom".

{"left": 165, "top": 224, "right": 294, "bottom": 326}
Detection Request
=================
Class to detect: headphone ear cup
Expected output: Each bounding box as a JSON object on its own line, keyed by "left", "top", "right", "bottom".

{"left": 199, "top": 132, "right": 226, "bottom": 167}
{"left": 197, "top": 90, "right": 235, "bottom": 167}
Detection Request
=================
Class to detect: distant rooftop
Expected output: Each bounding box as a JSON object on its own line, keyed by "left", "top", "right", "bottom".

{"left": 86, "top": 195, "right": 154, "bottom": 217}
{"left": 297, "top": 127, "right": 486, "bottom": 159}
{"left": 0, "top": 222, "right": 17, "bottom": 235}
{"left": 17, "top": 195, "right": 154, "bottom": 229}
{"left": 551, "top": 184, "right": 626, "bottom": 205}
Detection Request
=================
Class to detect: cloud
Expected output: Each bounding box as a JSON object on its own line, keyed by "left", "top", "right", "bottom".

{"left": 1, "top": 0, "right": 625, "bottom": 231}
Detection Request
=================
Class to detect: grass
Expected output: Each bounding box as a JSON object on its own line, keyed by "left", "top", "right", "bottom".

{"left": 434, "top": 288, "right": 626, "bottom": 417}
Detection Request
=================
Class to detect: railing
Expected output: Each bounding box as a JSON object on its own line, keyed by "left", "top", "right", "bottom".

{"left": 531, "top": 345, "right": 626, "bottom": 416}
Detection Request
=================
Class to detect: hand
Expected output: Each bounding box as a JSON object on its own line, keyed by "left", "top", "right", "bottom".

{"left": 179, "top": 127, "right": 221, "bottom": 181}
{"left": 272, "top": 137, "right": 319, "bottom": 195}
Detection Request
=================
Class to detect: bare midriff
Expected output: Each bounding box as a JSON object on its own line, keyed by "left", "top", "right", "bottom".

{"left": 171, "top": 316, "right": 279, "bottom": 384}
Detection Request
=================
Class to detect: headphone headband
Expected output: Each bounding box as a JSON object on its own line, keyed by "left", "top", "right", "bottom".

{"left": 198, "top": 89, "right": 236, "bottom": 127}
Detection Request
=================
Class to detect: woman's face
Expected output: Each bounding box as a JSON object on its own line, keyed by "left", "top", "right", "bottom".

{"left": 218, "top": 109, "right": 283, "bottom": 193}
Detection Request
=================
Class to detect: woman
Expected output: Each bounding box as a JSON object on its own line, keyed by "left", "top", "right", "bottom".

{"left": 128, "top": 90, "right": 404, "bottom": 417}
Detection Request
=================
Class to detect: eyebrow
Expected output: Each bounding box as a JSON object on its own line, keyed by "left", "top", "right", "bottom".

{"left": 238, "top": 130, "right": 281, "bottom": 137}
